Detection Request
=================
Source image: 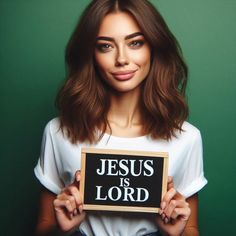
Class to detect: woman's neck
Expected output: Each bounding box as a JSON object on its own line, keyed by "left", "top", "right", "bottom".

{"left": 107, "top": 89, "right": 145, "bottom": 137}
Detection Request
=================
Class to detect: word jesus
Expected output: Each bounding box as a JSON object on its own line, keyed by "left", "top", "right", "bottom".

{"left": 96, "top": 159, "right": 154, "bottom": 176}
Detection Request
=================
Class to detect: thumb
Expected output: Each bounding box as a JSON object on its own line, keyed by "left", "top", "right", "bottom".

{"left": 167, "top": 176, "right": 174, "bottom": 190}
{"left": 74, "top": 170, "right": 81, "bottom": 184}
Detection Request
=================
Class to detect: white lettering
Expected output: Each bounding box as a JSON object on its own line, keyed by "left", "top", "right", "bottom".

{"left": 143, "top": 160, "right": 154, "bottom": 176}
{"left": 123, "top": 187, "right": 135, "bottom": 201}
{"left": 96, "top": 158, "right": 155, "bottom": 177}
{"left": 95, "top": 186, "right": 107, "bottom": 200}
{"left": 108, "top": 186, "right": 122, "bottom": 201}
{"left": 95, "top": 186, "right": 149, "bottom": 202}
{"left": 136, "top": 188, "right": 149, "bottom": 202}
{"left": 130, "top": 160, "right": 143, "bottom": 177}
{"left": 96, "top": 159, "right": 107, "bottom": 175}
{"left": 119, "top": 159, "right": 129, "bottom": 176}
{"left": 107, "top": 160, "right": 119, "bottom": 176}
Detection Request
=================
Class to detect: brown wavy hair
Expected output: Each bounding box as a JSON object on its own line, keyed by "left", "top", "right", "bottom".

{"left": 56, "top": 0, "right": 188, "bottom": 144}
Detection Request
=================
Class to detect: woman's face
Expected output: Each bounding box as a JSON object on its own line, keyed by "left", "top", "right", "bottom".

{"left": 94, "top": 12, "right": 151, "bottom": 93}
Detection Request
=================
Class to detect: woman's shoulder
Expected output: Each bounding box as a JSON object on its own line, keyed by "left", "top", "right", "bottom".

{"left": 42, "top": 117, "right": 75, "bottom": 147}
{"left": 166, "top": 121, "right": 203, "bottom": 152}
{"left": 182, "top": 121, "right": 201, "bottom": 135}
{"left": 43, "top": 117, "right": 62, "bottom": 137}
{"left": 176, "top": 121, "right": 202, "bottom": 142}
{"left": 46, "top": 117, "right": 60, "bottom": 128}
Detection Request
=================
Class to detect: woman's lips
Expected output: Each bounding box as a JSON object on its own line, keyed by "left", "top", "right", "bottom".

{"left": 111, "top": 70, "right": 137, "bottom": 81}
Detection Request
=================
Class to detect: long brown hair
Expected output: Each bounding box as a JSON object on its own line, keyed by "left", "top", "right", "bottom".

{"left": 56, "top": 0, "right": 188, "bottom": 143}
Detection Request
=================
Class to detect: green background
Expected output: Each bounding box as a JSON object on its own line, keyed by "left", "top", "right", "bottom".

{"left": 0, "top": 0, "right": 235, "bottom": 235}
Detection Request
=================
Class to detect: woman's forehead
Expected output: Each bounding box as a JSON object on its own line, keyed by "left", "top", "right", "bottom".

{"left": 97, "top": 12, "right": 142, "bottom": 39}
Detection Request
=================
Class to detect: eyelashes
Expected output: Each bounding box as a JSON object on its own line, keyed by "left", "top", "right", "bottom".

{"left": 95, "top": 43, "right": 113, "bottom": 53}
{"left": 95, "top": 39, "right": 146, "bottom": 53}
{"left": 128, "top": 40, "right": 145, "bottom": 48}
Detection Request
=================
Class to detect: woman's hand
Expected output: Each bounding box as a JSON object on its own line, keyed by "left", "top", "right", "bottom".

{"left": 156, "top": 177, "right": 191, "bottom": 236}
{"left": 53, "top": 171, "right": 86, "bottom": 233}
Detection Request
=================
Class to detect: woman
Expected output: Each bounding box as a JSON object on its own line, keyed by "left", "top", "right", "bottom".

{"left": 34, "top": 0, "right": 207, "bottom": 235}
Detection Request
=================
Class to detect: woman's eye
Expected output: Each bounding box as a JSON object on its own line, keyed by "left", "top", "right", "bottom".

{"left": 129, "top": 40, "right": 144, "bottom": 48}
{"left": 96, "top": 43, "right": 113, "bottom": 52}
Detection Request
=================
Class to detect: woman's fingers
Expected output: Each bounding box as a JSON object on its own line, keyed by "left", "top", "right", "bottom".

{"left": 66, "top": 185, "right": 82, "bottom": 207}
{"left": 75, "top": 170, "right": 81, "bottom": 182}
{"left": 167, "top": 176, "right": 174, "bottom": 189}
{"left": 52, "top": 170, "right": 86, "bottom": 232}
{"left": 164, "top": 199, "right": 189, "bottom": 219}
{"left": 161, "top": 187, "right": 177, "bottom": 210}
{"left": 54, "top": 188, "right": 82, "bottom": 220}
{"left": 54, "top": 198, "right": 74, "bottom": 219}
{"left": 54, "top": 170, "right": 83, "bottom": 219}
{"left": 170, "top": 206, "right": 191, "bottom": 221}
{"left": 159, "top": 177, "right": 190, "bottom": 224}
{"left": 161, "top": 185, "right": 185, "bottom": 210}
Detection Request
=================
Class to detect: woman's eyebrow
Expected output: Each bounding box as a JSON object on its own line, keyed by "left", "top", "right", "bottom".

{"left": 96, "top": 36, "right": 114, "bottom": 42}
{"left": 125, "top": 32, "right": 144, "bottom": 40}
{"left": 96, "top": 32, "right": 144, "bottom": 41}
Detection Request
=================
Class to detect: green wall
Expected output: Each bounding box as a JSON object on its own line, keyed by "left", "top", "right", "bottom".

{"left": 1, "top": 1, "right": 235, "bottom": 235}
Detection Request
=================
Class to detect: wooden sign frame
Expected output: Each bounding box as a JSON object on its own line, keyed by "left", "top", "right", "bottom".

{"left": 80, "top": 148, "right": 168, "bottom": 213}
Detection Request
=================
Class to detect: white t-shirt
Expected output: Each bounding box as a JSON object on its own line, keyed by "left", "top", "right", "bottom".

{"left": 34, "top": 118, "right": 207, "bottom": 236}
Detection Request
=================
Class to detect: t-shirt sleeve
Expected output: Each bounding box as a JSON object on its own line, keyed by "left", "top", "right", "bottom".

{"left": 34, "top": 121, "right": 63, "bottom": 194}
{"left": 175, "top": 129, "right": 208, "bottom": 198}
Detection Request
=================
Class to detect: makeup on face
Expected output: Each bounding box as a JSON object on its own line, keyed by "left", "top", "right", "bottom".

{"left": 94, "top": 12, "right": 151, "bottom": 93}
{"left": 95, "top": 32, "right": 146, "bottom": 53}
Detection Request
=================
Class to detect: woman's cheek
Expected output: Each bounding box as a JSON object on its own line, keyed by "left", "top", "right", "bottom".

{"left": 132, "top": 49, "right": 150, "bottom": 66}
{"left": 96, "top": 54, "right": 114, "bottom": 72}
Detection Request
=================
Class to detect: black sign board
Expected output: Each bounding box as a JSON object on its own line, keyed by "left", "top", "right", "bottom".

{"left": 80, "top": 148, "right": 168, "bottom": 213}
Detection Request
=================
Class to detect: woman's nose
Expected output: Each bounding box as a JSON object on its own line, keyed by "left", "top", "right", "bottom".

{"left": 115, "top": 47, "right": 129, "bottom": 66}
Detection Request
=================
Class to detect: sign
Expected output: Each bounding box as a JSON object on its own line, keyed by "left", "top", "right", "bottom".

{"left": 80, "top": 148, "right": 168, "bottom": 213}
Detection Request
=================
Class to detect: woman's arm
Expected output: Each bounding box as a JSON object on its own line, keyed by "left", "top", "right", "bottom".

{"left": 35, "top": 188, "right": 59, "bottom": 236}
{"left": 35, "top": 171, "right": 85, "bottom": 236}
{"left": 183, "top": 194, "right": 199, "bottom": 236}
